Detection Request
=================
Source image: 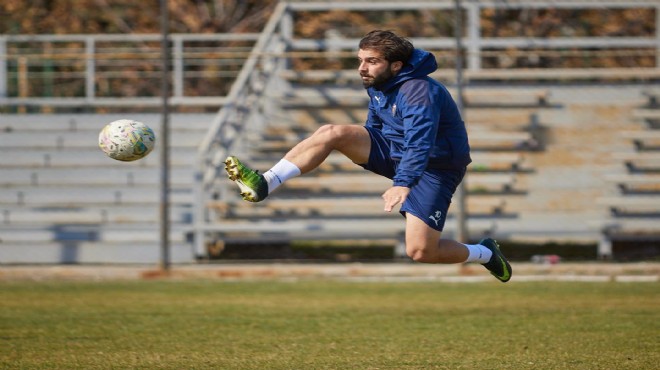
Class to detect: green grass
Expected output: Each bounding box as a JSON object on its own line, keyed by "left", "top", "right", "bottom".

{"left": 1, "top": 280, "right": 658, "bottom": 369}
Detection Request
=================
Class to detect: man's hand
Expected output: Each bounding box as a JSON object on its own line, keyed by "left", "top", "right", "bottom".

{"left": 382, "top": 186, "right": 411, "bottom": 212}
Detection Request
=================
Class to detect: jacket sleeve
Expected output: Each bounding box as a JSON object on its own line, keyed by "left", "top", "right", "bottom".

{"left": 392, "top": 81, "right": 440, "bottom": 187}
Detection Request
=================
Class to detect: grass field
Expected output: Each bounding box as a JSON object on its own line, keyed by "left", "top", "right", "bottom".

{"left": 0, "top": 279, "right": 658, "bottom": 369}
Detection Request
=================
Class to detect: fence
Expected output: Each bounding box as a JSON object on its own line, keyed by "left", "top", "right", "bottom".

{"left": 1, "top": 0, "right": 659, "bottom": 109}
{"left": 0, "top": 33, "right": 259, "bottom": 108}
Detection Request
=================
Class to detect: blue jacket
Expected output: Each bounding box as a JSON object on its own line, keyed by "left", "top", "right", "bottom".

{"left": 365, "top": 48, "right": 471, "bottom": 188}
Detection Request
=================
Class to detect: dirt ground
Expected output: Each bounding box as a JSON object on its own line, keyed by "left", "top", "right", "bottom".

{"left": 1, "top": 262, "right": 658, "bottom": 282}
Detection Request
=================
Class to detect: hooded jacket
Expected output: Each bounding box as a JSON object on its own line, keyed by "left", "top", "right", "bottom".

{"left": 364, "top": 48, "right": 471, "bottom": 188}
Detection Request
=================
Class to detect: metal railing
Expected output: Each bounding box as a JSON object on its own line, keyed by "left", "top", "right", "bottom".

{"left": 192, "top": 2, "right": 291, "bottom": 256}
{"left": 0, "top": 33, "right": 259, "bottom": 107}
{"left": 1, "top": 0, "right": 658, "bottom": 110}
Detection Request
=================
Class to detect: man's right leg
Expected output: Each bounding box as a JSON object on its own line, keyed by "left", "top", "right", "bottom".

{"left": 225, "top": 124, "right": 371, "bottom": 202}
{"left": 283, "top": 124, "right": 371, "bottom": 174}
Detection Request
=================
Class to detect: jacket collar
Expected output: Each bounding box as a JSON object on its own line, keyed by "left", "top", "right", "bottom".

{"left": 371, "top": 48, "right": 438, "bottom": 93}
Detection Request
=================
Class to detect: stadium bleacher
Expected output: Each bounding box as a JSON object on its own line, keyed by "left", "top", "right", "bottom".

{"left": 1, "top": 0, "right": 659, "bottom": 263}
{"left": 0, "top": 114, "right": 213, "bottom": 263}
{"left": 202, "top": 77, "right": 559, "bottom": 256}
{"left": 594, "top": 90, "right": 660, "bottom": 258}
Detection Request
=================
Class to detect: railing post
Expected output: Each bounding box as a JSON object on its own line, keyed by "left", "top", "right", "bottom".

{"left": 85, "top": 37, "right": 95, "bottom": 102}
{"left": 276, "top": 4, "right": 293, "bottom": 94}
{"left": 656, "top": 4, "right": 660, "bottom": 69}
{"left": 280, "top": 5, "right": 293, "bottom": 69}
{"left": 173, "top": 36, "right": 183, "bottom": 99}
{"left": 466, "top": 2, "right": 481, "bottom": 72}
{"left": 0, "top": 37, "right": 7, "bottom": 99}
{"left": 17, "top": 56, "right": 27, "bottom": 113}
{"left": 193, "top": 170, "right": 207, "bottom": 259}
{"left": 454, "top": 0, "right": 468, "bottom": 244}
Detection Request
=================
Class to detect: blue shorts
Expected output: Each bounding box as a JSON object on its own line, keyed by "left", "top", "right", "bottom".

{"left": 359, "top": 126, "right": 466, "bottom": 231}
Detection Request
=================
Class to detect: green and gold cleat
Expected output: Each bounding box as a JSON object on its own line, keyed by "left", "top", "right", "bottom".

{"left": 480, "top": 238, "right": 512, "bottom": 283}
{"left": 224, "top": 156, "right": 269, "bottom": 202}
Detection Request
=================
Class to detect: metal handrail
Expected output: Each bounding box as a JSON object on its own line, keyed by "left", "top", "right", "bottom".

{"left": 192, "top": 2, "right": 290, "bottom": 256}
{"left": 1, "top": 0, "right": 658, "bottom": 107}
{"left": 0, "top": 33, "right": 261, "bottom": 106}
{"left": 195, "top": 3, "right": 288, "bottom": 162}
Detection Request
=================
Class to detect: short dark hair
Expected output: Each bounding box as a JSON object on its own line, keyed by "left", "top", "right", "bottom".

{"left": 358, "top": 30, "right": 414, "bottom": 64}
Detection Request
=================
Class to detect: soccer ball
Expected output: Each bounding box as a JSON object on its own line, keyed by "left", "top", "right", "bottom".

{"left": 98, "top": 119, "right": 156, "bottom": 161}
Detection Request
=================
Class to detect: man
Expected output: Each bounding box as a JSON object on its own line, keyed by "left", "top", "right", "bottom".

{"left": 224, "top": 30, "right": 512, "bottom": 282}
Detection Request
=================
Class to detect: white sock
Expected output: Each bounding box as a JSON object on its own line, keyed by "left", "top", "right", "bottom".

{"left": 262, "top": 159, "right": 301, "bottom": 194}
{"left": 464, "top": 243, "right": 493, "bottom": 264}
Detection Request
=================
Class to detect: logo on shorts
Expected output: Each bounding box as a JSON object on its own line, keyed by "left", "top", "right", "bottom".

{"left": 391, "top": 104, "right": 397, "bottom": 115}
{"left": 429, "top": 210, "right": 443, "bottom": 227}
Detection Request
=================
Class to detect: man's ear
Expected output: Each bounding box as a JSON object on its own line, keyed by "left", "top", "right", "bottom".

{"left": 391, "top": 61, "right": 404, "bottom": 73}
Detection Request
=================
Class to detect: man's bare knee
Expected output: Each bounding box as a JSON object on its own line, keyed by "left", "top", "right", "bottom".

{"left": 406, "top": 243, "right": 435, "bottom": 263}
{"left": 313, "top": 124, "right": 345, "bottom": 143}
{"left": 312, "top": 124, "right": 369, "bottom": 162}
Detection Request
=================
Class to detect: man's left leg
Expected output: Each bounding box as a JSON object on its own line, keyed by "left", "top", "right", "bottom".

{"left": 404, "top": 214, "right": 512, "bottom": 282}
{"left": 404, "top": 214, "right": 473, "bottom": 263}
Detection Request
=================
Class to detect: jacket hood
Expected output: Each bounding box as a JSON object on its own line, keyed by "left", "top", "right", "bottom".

{"left": 376, "top": 48, "right": 438, "bottom": 92}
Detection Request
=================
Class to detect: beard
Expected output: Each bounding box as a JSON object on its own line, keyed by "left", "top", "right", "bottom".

{"left": 361, "top": 67, "right": 394, "bottom": 89}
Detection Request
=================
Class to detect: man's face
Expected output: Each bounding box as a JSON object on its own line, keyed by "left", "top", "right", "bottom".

{"left": 357, "top": 49, "right": 398, "bottom": 89}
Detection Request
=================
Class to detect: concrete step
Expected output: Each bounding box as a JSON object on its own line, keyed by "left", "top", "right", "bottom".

{"left": 0, "top": 224, "right": 189, "bottom": 243}
{"left": 632, "top": 108, "right": 660, "bottom": 120}
{"left": 0, "top": 241, "right": 196, "bottom": 264}
{"left": 0, "top": 148, "right": 199, "bottom": 168}
{"left": 0, "top": 167, "right": 196, "bottom": 186}
{"left": 597, "top": 196, "right": 660, "bottom": 208}
{"left": 0, "top": 204, "right": 192, "bottom": 224}
{"left": 0, "top": 131, "right": 204, "bottom": 149}
{"left": 590, "top": 218, "right": 660, "bottom": 234}
{"left": 270, "top": 85, "right": 551, "bottom": 108}
{"left": 274, "top": 172, "right": 517, "bottom": 195}
{"left": 0, "top": 113, "right": 214, "bottom": 132}
{"left": 253, "top": 129, "right": 535, "bottom": 154}
{"left": 621, "top": 130, "right": 660, "bottom": 140}
{"left": 209, "top": 194, "right": 509, "bottom": 218}
{"left": 244, "top": 152, "right": 528, "bottom": 174}
{"left": 0, "top": 186, "right": 193, "bottom": 206}
{"left": 605, "top": 174, "right": 660, "bottom": 186}
{"left": 193, "top": 217, "right": 497, "bottom": 243}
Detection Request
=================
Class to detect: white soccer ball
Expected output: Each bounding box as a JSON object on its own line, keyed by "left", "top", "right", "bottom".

{"left": 98, "top": 119, "right": 156, "bottom": 161}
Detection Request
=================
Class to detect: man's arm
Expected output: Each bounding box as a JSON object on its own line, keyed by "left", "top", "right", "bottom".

{"left": 392, "top": 80, "right": 440, "bottom": 188}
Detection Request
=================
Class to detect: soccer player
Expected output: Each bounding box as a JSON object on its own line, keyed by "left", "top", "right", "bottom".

{"left": 224, "top": 30, "right": 512, "bottom": 282}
